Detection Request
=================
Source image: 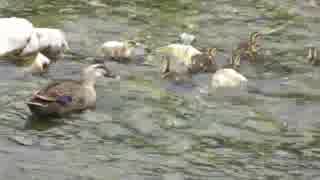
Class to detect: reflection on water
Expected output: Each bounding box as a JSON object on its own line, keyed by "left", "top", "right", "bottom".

{"left": 0, "top": 0, "right": 320, "bottom": 179}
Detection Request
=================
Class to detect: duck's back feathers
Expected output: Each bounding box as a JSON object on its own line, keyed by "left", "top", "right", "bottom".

{"left": 27, "top": 80, "right": 93, "bottom": 117}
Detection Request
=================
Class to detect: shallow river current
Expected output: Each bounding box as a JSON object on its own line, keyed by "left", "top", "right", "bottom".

{"left": 0, "top": 0, "right": 320, "bottom": 179}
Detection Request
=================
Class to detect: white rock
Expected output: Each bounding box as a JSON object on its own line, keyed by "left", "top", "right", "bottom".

{"left": 19, "top": 30, "right": 40, "bottom": 57}
{"left": 0, "top": 17, "right": 68, "bottom": 62}
{"left": 0, "top": 17, "right": 34, "bottom": 57}
{"left": 211, "top": 68, "right": 248, "bottom": 89}
{"left": 22, "top": 28, "right": 69, "bottom": 59}
{"left": 157, "top": 44, "right": 201, "bottom": 66}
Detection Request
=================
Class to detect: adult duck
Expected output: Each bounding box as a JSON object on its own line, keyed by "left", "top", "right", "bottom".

{"left": 26, "top": 63, "right": 115, "bottom": 117}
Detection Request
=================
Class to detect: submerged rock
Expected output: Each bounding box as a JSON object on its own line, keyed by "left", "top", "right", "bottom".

{"left": 8, "top": 135, "right": 34, "bottom": 146}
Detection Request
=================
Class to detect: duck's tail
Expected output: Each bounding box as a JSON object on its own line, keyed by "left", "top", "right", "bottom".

{"left": 26, "top": 101, "right": 49, "bottom": 116}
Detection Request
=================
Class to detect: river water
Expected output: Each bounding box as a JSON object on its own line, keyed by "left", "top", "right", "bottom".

{"left": 0, "top": 0, "right": 320, "bottom": 179}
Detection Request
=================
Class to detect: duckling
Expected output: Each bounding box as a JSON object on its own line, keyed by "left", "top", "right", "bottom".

{"left": 236, "top": 32, "right": 262, "bottom": 62}
{"left": 307, "top": 46, "right": 320, "bottom": 66}
{"left": 157, "top": 43, "right": 202, "bottom": 66}
{"left": 98, "top": 40, "right": 146, "bottom": 63}
{"left": 161, "top": 55, "right": 192, "bottom": 84}
{"left": 26, "top": 64, "right": 115, "bottom": 117}
{"left": 223, "top": 51, "right": 242, "bottom": 69}
{"left": 20, "top": 53, "right": 51, "bottom": 74}
{"left": 188, "top": 48, "right": 218, "bottom": 73}
{"left": 211, "top": 54, "right": 247, "bottom": 89}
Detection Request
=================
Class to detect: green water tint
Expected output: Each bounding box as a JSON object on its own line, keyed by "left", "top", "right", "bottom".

{"left": 0, "top": 0, "right": 320, "bottom": 179}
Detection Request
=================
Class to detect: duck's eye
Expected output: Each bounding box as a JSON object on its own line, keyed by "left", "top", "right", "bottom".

{"left": 43, "top": 63, "right": 49, "bottom": 71}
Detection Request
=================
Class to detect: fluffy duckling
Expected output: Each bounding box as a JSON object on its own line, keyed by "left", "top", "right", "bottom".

{"left": 0, "top": 17, "right": 34, "bottom": 57}
{"left": 189, "top": 48, "right": 218, "bottom": 73}
{"left": 157, "top": 43, "right": 202, "bottom": 66}
{"left": 211, "top": 54, "right": 248, "bottom": 89}
{"left": 26, "top": 64, "right": 115, "bottom": 117}
{"left": 161, "top": 55, "right": 192, "bottom": 84}
{"left": 307, "top": 47, "right": 319, "bottom": 66}
{"left": 98, "top": 40, "right": 146, "bottom": 63}
{"left": 20, "top": 53, "right": 51, "bottom": 74}
{"left": 158, "top": 44, "right": 218, "bottom": 74}
{"left": 236, "top": 32, "right": 262, "bottom": 62}
{"left": 21, "top": 28, "right": 69, "bottom": 60}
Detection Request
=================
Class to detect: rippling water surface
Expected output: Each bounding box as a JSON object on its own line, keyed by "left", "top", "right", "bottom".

{"left": 1, "top": 0, "right": 320, "bottom": 179}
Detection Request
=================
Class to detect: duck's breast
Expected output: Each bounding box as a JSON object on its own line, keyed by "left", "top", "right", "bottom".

{"left": 82, "top": 86, "right": 97, "bottom": 108}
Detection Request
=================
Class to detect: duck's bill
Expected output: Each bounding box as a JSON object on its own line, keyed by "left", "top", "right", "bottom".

{"left": 104, "top": 72, "right": 117, "bottom": 78}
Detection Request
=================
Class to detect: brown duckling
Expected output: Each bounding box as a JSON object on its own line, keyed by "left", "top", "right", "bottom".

{"left": 236, "top": 32, "right": 262, "bottom": 62}
{"left": 188, "top": 48, "right": 218, "bottom": 74}
{"left": 223, "top": 51, "right": 242, "bottom": 69}
{"left": 26, "top": 63, "right": 115, "bottom": 117}
{"left": 157, "top": 44, "right": 218, "bottom": 74}
{"left": 307, "top": 46, "right": 319, "bottom": 66}
{"left": 161, "top": 55, "right": 192, "bottom": 84}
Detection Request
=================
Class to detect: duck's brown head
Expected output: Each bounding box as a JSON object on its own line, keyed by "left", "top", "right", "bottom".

{"left": 81, "top": 63, "right": 116, "bottom": 84}
{"left": 94, "top": 63, "right": 116, "bottom": 78}
{"left": 27, "top": 53, "right": 51, "bottom": 74}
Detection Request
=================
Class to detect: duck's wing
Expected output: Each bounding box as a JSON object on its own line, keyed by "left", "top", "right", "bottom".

{"left": 27, "top": 80, "right": 87, "bottom": 116}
